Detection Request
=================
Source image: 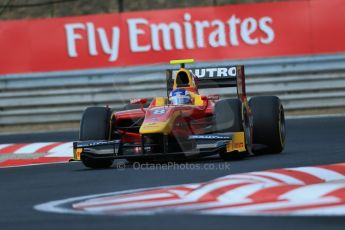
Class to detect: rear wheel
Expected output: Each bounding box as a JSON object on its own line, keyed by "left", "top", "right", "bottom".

{"left": 249, "top": 96, "right": 285, "bottom": 154}
{"left": 79, "top": 107, "right": 114, "bottom": 168}
{"left": 214, "top": 99, "right": 247, "bottom": 160}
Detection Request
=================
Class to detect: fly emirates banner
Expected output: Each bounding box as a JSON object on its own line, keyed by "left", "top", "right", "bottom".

{"left": 0, "top": 0, "right": 344, "bottom": 74}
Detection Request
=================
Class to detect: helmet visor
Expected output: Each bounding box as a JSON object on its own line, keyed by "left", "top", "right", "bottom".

{"left": 170, "top": 95, "right": 191, "bottom": 105}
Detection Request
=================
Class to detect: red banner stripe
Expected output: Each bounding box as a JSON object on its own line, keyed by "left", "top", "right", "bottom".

{"left": 0, "top": 0, "right": 344, "bottom": 74}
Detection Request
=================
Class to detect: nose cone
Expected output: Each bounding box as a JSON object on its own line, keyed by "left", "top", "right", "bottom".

{"left": 140, "top": 121, "right": 171, "bottom": 135}
{"left": 139, "top": 107, "right": 181, "bottom": 135}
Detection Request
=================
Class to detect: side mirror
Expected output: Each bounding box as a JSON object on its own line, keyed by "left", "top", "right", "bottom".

{"left": 130, "top": 98, "right": 147, "bottom": 105}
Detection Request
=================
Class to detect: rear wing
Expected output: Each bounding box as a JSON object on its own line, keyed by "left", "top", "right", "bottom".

{"left": 166, "top": 65, "right": 247, "bottom": 102}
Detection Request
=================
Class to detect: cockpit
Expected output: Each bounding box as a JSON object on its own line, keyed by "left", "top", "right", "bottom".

{"left": 175, "top": 71, "right": 190, "bottom": 87}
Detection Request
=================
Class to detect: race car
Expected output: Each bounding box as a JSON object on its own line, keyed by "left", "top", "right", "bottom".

{"left": 73, "top": 59, "right": 285, "bottom": 169}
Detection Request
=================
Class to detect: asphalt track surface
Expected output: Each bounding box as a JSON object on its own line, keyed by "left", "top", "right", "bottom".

{"left": 1, "top": 117, "right": 345, "bottom": 230}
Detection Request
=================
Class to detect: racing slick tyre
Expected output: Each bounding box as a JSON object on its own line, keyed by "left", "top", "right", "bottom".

{"left": 214, "top": 99, "right": 247, "bottom": 160}
{"left": 249, "top": 96, "right": 285, "bottom": 154}
{"left": 79, "top": 107, "right": 114, "bottom": 169}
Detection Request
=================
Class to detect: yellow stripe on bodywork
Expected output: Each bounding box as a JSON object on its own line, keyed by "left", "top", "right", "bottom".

{"left": 226, "top": 132, "right": 246, "bottom": 152}
{"left": 193, "top": 95, "right": 204, "bottom": 106}
{"left": 154, "top": 97, "right": 167, "bottom": 106}
{"left": 140, "top": 110, "right": 181, "bottom": 135}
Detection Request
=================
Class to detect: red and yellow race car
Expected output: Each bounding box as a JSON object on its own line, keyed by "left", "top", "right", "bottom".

{"left": 73, "top": 59, "right": 285, "bottom": 169}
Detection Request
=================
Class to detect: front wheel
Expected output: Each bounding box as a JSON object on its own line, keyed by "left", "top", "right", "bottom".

{"left": 249, "top": 96, "right": 286, "bottom": 154}
{"left": 79, "top": 107, "right": 114, "bottom": 169}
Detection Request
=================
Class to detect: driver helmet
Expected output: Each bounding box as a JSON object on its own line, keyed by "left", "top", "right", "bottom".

{"left": 169, "top": 88, "right": 192, "bottom": 105}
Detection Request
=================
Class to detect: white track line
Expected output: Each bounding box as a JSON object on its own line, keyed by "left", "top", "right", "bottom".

{"left": 74, "top": 192, "right": 175, "bottom": 209}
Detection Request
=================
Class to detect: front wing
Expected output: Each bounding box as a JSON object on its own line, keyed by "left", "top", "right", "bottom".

{"left": 73, "top": 132, "right": 246, "bottom": 161}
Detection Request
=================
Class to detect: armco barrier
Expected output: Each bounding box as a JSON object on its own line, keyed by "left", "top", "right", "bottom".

{"left": 1, "top": 54, "right": 345, "bottom": 126}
